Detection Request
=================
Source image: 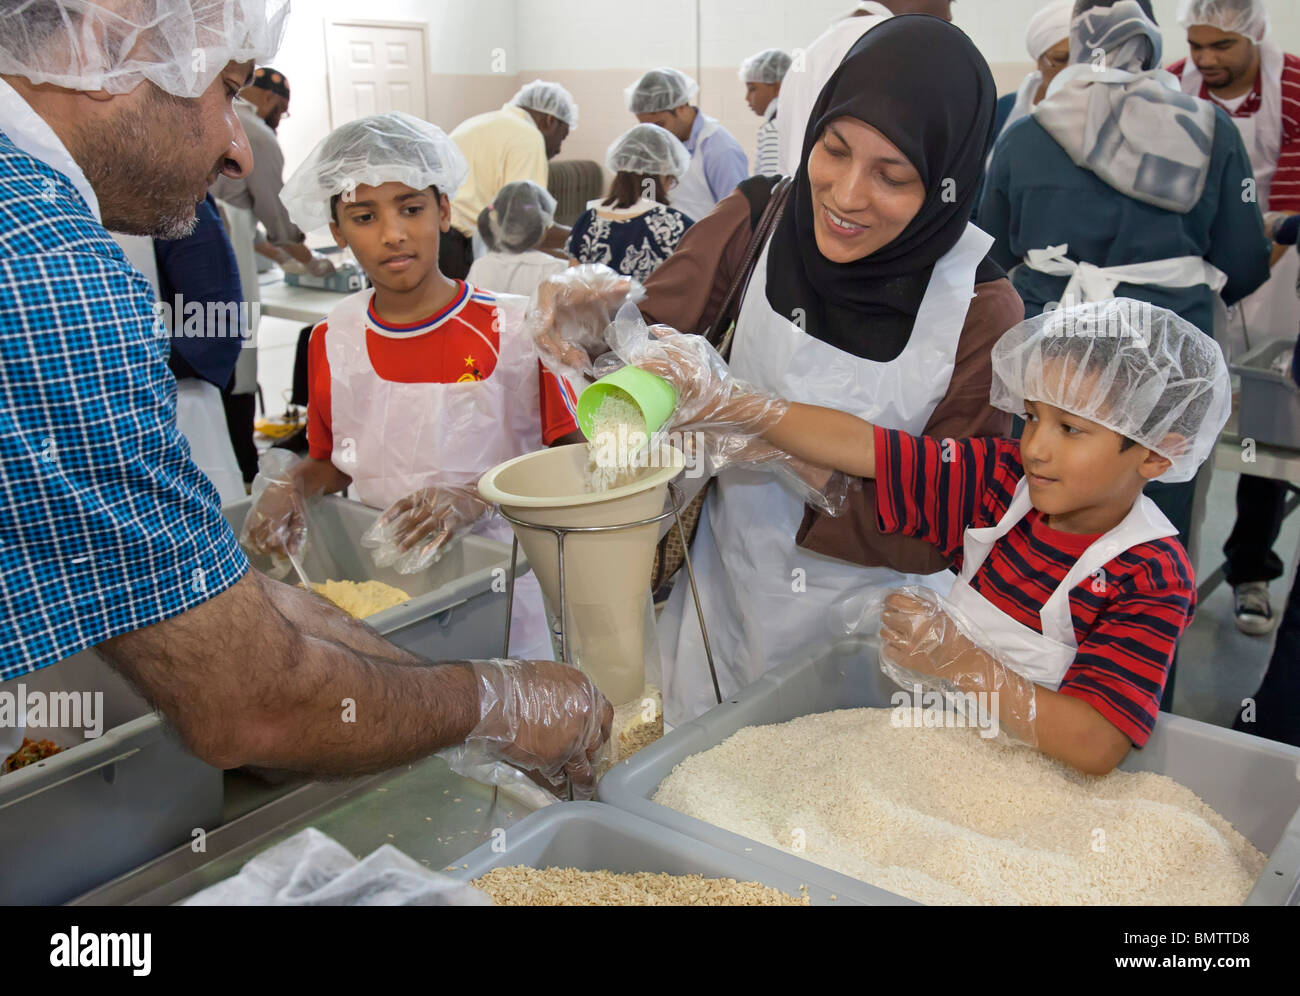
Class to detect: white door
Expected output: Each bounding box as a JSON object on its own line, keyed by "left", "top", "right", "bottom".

{"left": 325, "top": 20, "right": 428, "bottom": 125}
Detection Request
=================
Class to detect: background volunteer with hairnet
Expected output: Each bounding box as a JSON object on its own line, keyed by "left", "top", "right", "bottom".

{"left": 977, "top": 1, "right": 1271, "bottom": 712}
{"left": 990, "top": 1, "right": 1074, "bottom": 162}
{"left": 775, "top": 0, "right": 955, "bottom": 178}
{"left": 740, "top": 48, "right": 792, "bottom": 176}
{"left": 625, "top": 298, "right": 1229, "bottom": 774}
{"left": 626, "top": 67, "right": 748, "bottom": 223}
{"left": 566, "top": 123, "right": 694, "bottom": 281}
{"left": 467, "top": 179, "right": 569, "bottom": 299}
{"left": 1168, "top": 0, "right": 1300, "bottom": 636}
{"left": 247, "top": 112, "right": 583, "bottom": 667}
{"left": 0, "top": 0, "right": 610, "bottom": 798}
{"left": 444, "top": 79, "right": 577, "bottom": 280}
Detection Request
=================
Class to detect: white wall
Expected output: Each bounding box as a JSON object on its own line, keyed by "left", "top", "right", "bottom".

{"left": 271, "top": 0, "right": 517, "bottom": 175}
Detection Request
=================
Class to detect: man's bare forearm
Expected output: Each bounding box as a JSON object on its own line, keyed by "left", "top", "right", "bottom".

{"left": 102, "top": 570, "right": 483, "bottom": 774}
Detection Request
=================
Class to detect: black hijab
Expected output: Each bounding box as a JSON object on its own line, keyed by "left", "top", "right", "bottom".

{"left": 766, "top": 15, "right": 1001, "bottom": 362}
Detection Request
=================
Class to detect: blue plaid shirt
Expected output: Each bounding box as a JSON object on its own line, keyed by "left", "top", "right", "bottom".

{"left": 0, "top": 130, "right": 248, "bottom": 679}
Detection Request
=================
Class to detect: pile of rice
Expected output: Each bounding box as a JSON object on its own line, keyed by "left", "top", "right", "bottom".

{"left": 584, "top": 393, "right": 648, "bottom": 493}
{"left": 652, "top": 708, "right": 1267, "bottom": 905}
{"left": 309, "top": 579, "right": 411, "bottom": 619}
{"left": 598, "top": 686, "right": 664, "bottom": 776}
{"left": 471, "top": 866, "right": 809, "bottom": 906}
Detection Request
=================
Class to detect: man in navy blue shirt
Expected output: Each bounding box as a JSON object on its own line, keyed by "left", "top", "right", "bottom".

{"left": 0, "top": 0, "right": 610, "bottom": 796}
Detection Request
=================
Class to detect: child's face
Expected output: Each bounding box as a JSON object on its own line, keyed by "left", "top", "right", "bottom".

{"left": 329, "top": 181, "right": 449, "bottom": 294}
{"left": 1020, "top": 399, "right": 1173, "bottom": 532}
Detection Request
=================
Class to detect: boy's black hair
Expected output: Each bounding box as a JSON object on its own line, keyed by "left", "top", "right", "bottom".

{"left": 330, "top": 185, "right": 441, "bottom": 225}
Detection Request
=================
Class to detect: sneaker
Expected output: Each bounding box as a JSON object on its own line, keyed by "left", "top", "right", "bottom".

{"left": 1233, "top": 581, "right": 1277, "bottom": 636}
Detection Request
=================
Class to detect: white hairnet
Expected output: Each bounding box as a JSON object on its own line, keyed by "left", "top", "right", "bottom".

{"left": 739, "top": 48, "right": 792, "bottom": 85}
{"left": 990, "top": 299, "right": 1230, "bottom": 483}
{"left": 0, "top": 0, "right": 290, "bottom": 98}
{"left": 1026, "top": 1, "right": 1074, "bottom": 61}
{"left": 1176, "top": 0, "right": 1268, "bottom": 42}
{"left": 511, "top": 78, "right": 579, "bottom": 129}
{"left": 280, "top": 112, "right": 469, "bottom": 233}
{"left": 626, "top": 67, "right": 699, "bottom": 113}
{"left": 477, "top": 179, "right": 556, "bottom": 253}
{"left": 605, "top": 123, "right": 690, "bottom": 178}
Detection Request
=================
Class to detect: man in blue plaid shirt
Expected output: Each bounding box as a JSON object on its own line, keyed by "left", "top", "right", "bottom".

{"left": 0, "top": 0, "right": 610, "bottom": 797}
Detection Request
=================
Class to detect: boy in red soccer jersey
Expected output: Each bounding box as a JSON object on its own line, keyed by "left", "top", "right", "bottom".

{"left": 243, "top": 113, "right": 581, "bottom": 660}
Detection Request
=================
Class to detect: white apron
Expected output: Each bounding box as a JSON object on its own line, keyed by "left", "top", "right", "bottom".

{"left": 1179, "top": 41, "right": 1299, "bottom": 359}
{"left": 215, "top": 199, "right": 261, "bottom": 395}
{"left": 672, "top": 114, "right": 726, "bottom": 223}
{"left": 175, "top": 379, "right": 246, "bottom": 505}
{"left": 945, "top": 478, "right": 1179, "bottom": 689}
{"left": 657, "top": 222, "right": 995, "bottom": 725}
{"left": 1022, "top": 242, "right": 1230, "bottom": 339}
{"left": 322, "top": 287, "right": 554, "bottom": 660}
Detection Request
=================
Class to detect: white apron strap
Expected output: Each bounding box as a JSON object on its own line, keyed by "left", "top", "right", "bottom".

{"left": 1038, "top": 493, "right": 1179, "bottom": 646}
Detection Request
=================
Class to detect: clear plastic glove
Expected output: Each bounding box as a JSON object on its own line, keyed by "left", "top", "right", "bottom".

{"left": 602, "top": 304, "right": 848, "bottom": 515}
{"left": 439, "top": 659, "right": 615, "bottom": 801}
{"left": 361, "top": 485, "right": 489, "bottom": 575}
{"left": 307, "top": 254, "right": 336, "bottom": 277}
{"left": 239, "top": 450, "right": 308, "bottom": 574}
{"left": 527, "top": 263, "right": 645, "bottom": 385}
{"left": 279, "top": 256, "right": 308, "bottom": 275}
{"left": 875, "top": 586, "right": 1039, "bottom": 748}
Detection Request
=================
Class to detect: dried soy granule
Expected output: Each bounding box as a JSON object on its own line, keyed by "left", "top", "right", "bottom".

{"left": 585, "top": 393, "right": 648, "bottom": 493}
{"left": 652, "top": 708, "right": 1267, "bottom": 906}
{"left": 471, "top": 866, "right": 809, "bottom": 906}
{"left": 309, "top": 579, "right": 411, "bottom": 618}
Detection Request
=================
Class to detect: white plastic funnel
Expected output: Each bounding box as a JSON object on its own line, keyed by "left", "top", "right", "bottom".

{"left": 478, "top": 443, "right": 686, "bottom": 706}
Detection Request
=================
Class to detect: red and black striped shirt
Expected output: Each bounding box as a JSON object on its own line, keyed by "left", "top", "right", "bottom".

{"left": 874, "top": 427, "right": 1195, "bottom": 747}
{"left": 1168, "top": 52, "right": 1300, "bottom": 212}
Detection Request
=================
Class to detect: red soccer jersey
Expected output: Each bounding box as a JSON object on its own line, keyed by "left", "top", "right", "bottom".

{"left": 306, "top": 281, "right": 578, "bottom": 461}
{"left": 874, "top": 427, "right": 1196, "bottom": 747}
{"left": 1168, "top": 52, "right": 1300, "bottom": 211}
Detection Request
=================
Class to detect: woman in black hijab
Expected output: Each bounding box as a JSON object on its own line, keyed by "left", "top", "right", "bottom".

{"left": 535, "top": 15, "right": 1027, "bottom": 724}
{"left": 767, "top": 13, "right": 1006, "bottom": 361}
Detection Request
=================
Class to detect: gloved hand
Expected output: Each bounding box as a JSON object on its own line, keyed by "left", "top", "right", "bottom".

{"left": 527, "top": 264, "right": 645, "bottom": 385}
{"left": 307, "top": 254, "right": 336, "bottom": 277}
{"left": 439, "top": 659, "right": 615, "bottom": 800}
{"left": 278, "top": 256, "right": 308, "bottom": 275}
{"left": 602, "top": 305, "right": 848, "bottom": 515}
{"left": 877, "top": 586, "right": 1039, "bottom": 747}
{"left": 239, "top": 450, "right": 308, "bottom": 571}
{"left": 361, "top": 485, "right": 489, "bottom": 575}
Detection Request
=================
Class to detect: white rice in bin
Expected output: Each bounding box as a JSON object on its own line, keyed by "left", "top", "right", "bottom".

{"left": 652, "top": 708, "right": 1267, "bottom": 905}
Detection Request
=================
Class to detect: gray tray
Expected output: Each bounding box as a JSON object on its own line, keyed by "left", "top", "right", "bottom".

{"left": 0, "top": 650, "right": 223, "bottom": 905}
{"left": 1233, "top": 337, "right": 1299, "bottom": 451}
{"left": 599, "top": 646, "right": 1300, "bottom": 905}
{"left": 224, "top": 495, "right": 523, "bottom": 661}
{"left": 448, "top": 801, "right": 876, "bottom": 905}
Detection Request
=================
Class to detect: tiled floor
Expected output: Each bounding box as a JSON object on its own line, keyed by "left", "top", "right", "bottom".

{"left": 250, "top": 311, "right": 1299, "bottom": 732}
{"left": 1175, "top": 468, "right": 1298, "bottom": 728}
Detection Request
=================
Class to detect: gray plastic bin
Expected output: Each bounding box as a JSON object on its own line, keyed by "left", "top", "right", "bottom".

{"left": 447, "top": 802, "right": 871, "bottom": 904}
{"left": 0, "top": 650, "right": 223, "bottom": 905}
{"left": 1233, "top": 337, "right": 1300, "bottom": 451}
{"left": 599, "top": 646, "right": 1300, "bottom": 905}
{"left": 223, "top": 495, "right": 521, "bottom": 661}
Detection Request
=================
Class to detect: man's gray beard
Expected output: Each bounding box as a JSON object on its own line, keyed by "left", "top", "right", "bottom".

{"left": 104, "top": 207, "right": 201, "bottom": 240}
{"left": 77, "top": 88, "right": 207, "bottom": 241}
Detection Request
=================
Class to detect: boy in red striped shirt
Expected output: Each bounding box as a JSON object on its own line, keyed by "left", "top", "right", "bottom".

{"left": 637, "top": 299, "right": 1230, "bottom": 774}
